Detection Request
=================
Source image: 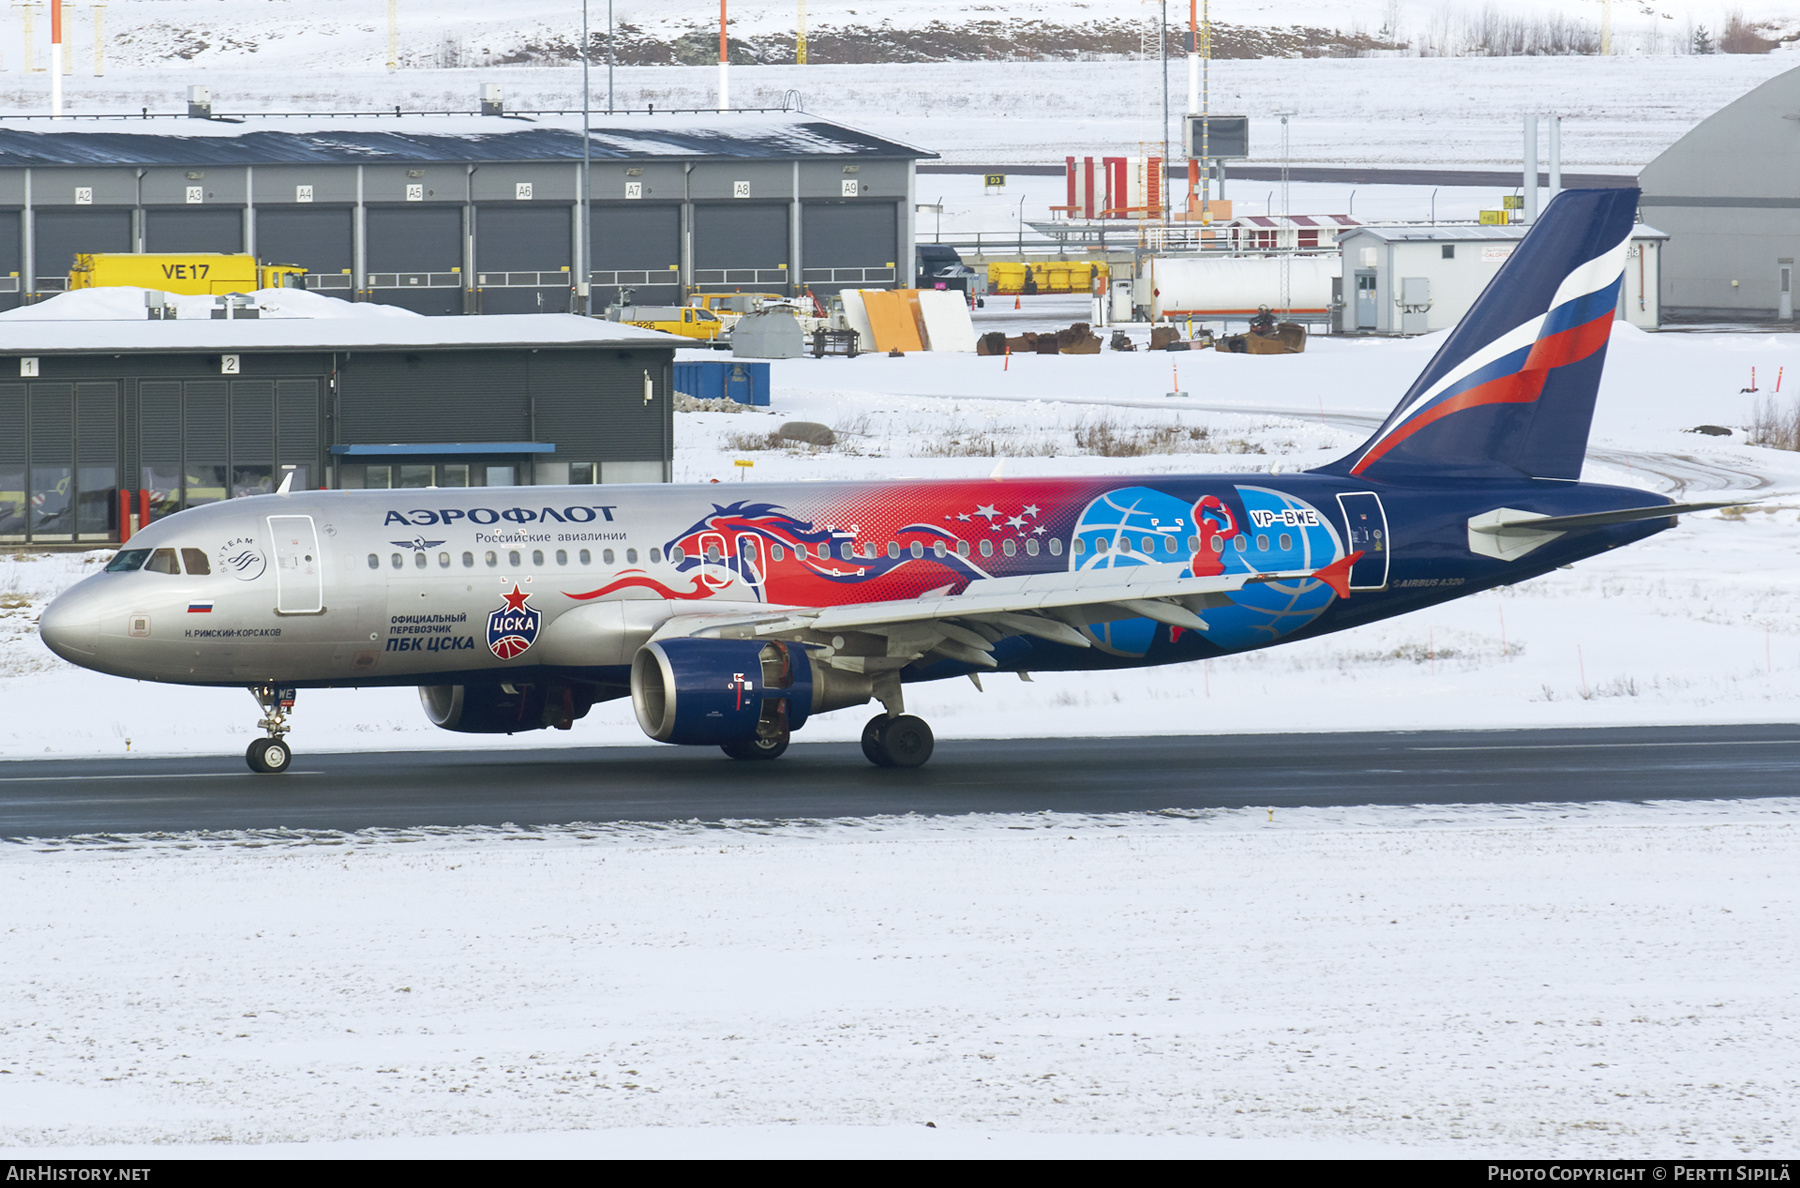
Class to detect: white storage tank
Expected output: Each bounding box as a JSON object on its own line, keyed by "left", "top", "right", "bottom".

{"left": 1146, "top": 255, "right": 1340, "bottom": 321}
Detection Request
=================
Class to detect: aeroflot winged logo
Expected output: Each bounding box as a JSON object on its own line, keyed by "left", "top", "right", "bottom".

{"left": 487, "top": 586, "right": 540, "bottom": 660}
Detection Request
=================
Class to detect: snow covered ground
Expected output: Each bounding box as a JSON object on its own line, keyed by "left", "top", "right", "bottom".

{"left": 3, "top": 313, "right": 1799, "bottom": 761}
{"left": 4, "top": 799, "right": 1797, "bottom": 1156}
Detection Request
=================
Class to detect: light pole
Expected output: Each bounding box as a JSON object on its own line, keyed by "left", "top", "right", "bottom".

{"left": 607, "top": 0, "right": 614, "bottom": 112}
{"left": 1018, "top": 194, "right": 1027, "bottom": 254}
{"left": 582, "top": 0, "right": 592, "bottom": 314}
{"left": 1160, "top": 0, "right": 1169, "bottom": 226}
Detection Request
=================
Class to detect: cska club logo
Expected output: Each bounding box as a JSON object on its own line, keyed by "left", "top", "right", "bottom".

{"left": 486, "top": 585, "right": 541, "bottom": 660}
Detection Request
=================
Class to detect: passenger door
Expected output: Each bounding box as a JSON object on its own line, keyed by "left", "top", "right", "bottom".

{"left": 1335, "top": 493, "right": 1390, "bottom": 590}
{"left": 267, "top": 514, "right": 324, "bottom": 614}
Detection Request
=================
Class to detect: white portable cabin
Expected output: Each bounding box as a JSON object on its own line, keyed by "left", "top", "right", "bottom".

{"left": 1335, "top": 224, "right": 1666, "bottom": 335}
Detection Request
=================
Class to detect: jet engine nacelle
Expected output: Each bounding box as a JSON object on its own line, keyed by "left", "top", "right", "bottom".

{"left": 631, "top": 639, "right": 818, "bottom": 746}
{"left": 420, "top": 681, "right": 599, "bottom": 734}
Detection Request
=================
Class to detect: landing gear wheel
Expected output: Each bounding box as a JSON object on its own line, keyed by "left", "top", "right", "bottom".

{"left": 861, "top": 714, "right": 893, "bottom": 767}
{"left": 722, "top": 731, "right": 790, "bottom": 761}
{"left": 879, "top": 715, "right": 934, "bottom": 768}
{"left": 245, "top": 737, "right": 292, "bottom": 775}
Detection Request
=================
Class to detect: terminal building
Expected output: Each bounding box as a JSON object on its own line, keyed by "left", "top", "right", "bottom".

{"left": 0, "top": 313, "right": 677, "bottom": 545}
{"left": 0, "top": 109, "right": 928, "bottom": 315}
{"left": 1639, "top": 63, "right": 1800, "bottom": 322}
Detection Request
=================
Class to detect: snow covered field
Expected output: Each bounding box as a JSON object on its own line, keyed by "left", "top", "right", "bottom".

{"left": 4, "top": 799, "right": 1798, "bottom": 1157}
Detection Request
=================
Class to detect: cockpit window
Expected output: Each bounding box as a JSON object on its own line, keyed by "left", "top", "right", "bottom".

{"left": 180, "top": 548, "right": 211, "bottom": 575}
{"left": 144, "top": 549, "right": 180, "bottom": 575}
{"left": 106, "top": 549, "right": 151, "bottom": 573}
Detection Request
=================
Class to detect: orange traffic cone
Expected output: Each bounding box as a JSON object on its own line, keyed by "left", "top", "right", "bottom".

{"left": 1014, "top": 295, "right": 1021, "bottom": 310}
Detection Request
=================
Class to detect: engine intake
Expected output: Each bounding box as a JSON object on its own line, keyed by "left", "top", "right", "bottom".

{"left": 631, "top": 639, "right": 815, "bottom": 745}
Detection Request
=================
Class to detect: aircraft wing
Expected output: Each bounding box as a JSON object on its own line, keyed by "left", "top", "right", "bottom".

{"left": 649, "top": 553, "right": 1361, "bottom": 673}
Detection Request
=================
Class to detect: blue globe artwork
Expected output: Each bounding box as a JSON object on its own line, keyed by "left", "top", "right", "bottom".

{"left": 1071, "top": 484, "right": 1344, "bottom": 656}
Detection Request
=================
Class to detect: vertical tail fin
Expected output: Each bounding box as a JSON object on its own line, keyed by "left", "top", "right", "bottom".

{"left": 1317, "top": 187, "right": 1639, "bottom": 482}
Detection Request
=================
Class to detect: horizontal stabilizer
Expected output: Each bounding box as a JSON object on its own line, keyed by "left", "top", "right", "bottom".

{"left": 1483, "top": 500, "right": 1748, "bottom": 535}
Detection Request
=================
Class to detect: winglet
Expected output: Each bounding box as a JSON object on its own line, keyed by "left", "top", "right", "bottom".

{"left": 1310, "top": 551, "right": 1363, "bottom": 599}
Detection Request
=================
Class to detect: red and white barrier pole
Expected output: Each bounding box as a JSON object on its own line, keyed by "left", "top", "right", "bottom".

{"left": 50, "top": 0, "right": 63, "bottom": 119}
{"left": 718, "top": 0, "right": 729, "bottom": 112}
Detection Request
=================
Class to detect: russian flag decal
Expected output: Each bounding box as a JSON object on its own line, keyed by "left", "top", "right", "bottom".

{"left": 187, "top": 601, "right": 213, "bottom": 614}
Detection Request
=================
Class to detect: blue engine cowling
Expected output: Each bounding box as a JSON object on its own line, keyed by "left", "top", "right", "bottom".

{"left": 630, "top": 638, "right": 815, "bottom": 746}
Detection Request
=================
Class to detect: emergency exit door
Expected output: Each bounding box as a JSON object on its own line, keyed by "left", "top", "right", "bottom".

{"left": 1336, "top": 492, "right": 1389, "bottom": 590}
{"left": 268, "top": 514, "right": 324, "bottom": 614}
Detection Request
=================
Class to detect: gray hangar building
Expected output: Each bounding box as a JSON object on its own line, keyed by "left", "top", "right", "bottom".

{"left": 1640, "top": 64, "right": 1800, "bottom": 322}
{"left": 0, "top": 314, "right": 678, "bottom": 545}
{"left": 0, "top": 111, "right": 928, "bottom": 314}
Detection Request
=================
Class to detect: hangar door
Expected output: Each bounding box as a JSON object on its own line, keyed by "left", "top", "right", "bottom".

{"left": 0, "top": 380, "right": 119, "bottom": 542}
{"left": 474, "top": 205, "right": 572, "bottom": 315}
{"left": 591, "top": 204, "right": 680, "bottom": 307}
{"left": 366, "top": 206, "right": 463, "bottom": 316}
{"left": 145, "top": 208, "right": 243, "bottom": 255}
{"left": 0, "top": 211, "right": 19, "bottom": 310}
{"left": 33, "top": 209, "right": 130, "bottom": 292}
{"left": 135, "top": 377, "right": 321, "bottom": 521}
{"left": 256, "top": 208, "right": 354, "bottom": 295}
{"left": 693, "top": 203, "right": 789, "bottom": 291}
{"left": 802, "top": 201, "right": 898, "bottom": 293}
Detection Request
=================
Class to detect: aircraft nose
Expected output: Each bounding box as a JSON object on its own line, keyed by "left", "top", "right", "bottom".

{"left": 39, "top": 589, "right": 100, "bottom": 661}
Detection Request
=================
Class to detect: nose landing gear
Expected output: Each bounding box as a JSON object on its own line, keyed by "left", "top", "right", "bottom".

{"left": 246, "top": 684, "right": 296, "bottom": 774}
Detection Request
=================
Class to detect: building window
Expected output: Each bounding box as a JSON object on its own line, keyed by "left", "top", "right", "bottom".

{"left": 1442, "top": 244, "right": 1456, "bottom": 259}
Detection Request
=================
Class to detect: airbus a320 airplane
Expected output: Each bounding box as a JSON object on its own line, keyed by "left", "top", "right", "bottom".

{"left": 40, "top": 188, "right": 1730, "bottom": 773}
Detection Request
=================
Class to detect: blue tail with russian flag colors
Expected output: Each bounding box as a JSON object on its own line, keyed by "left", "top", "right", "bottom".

{"left": 1318, "top": 187, "right": 1639, "bottom": 482}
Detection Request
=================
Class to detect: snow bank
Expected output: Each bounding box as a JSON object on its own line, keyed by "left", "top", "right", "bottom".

{"left": 0, "top": 287, "right": 420, "bottom": 322}
{"left": 3, "top": 800, "right": 1795, "bottom": 1155}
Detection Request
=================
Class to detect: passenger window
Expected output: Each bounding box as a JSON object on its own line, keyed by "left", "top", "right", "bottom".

{"left": 650, "top": 548, "right": 662, "bottom": 564}
{"left": 390, "top": 553, "right": 403, "bottom": 570}
{"left": 603, "top": 548, "right": 615, "bottom": 565}
{"left": 485, "top": 551, "right": 498, "bottom": 567}
{"left": 1211, "top": 536, "right": 1225, "bottom": 553}
{"left": 669, "top": 546, "right": 683, "bottom": 563}
{"left": 462, "top": 552, "right": 474, "bottom": 567}
{"left": 906, "top": 542, "right": 920, "bottom": 559}
{"left": 771, "top": 544, "right": 784, "bottom": 561}
{"left": 1142, "top": 537, "right": 1156, "bottom": 554}
{"left": 1279, "top": 534, "right": 1293, "bottom": 551}
{"left": 1234, "top": 536, "right": 1248, "bottom": 553}
{"left": 1002, "top": 539, "right": 1017, "bottom": 557}
{"left": 367, "top": 553, "right": 379, "bottom": 570}
{"left": 1096, "top": 538, "right": 1110, "bottom": 554}
{"left": 556, "top": 549, "right": 568, "bottom": 565}
{"left": 1256, "top": 535, "right": 1270, "bottom": 551}
{"left": 107, "top": 548, "right": 152, "bottom": 572}
{"left": 1048, "top": 539, "right": 1063, "bottom": 557}
{"left": 438, "top": 552, "right": 451, "bottom": 568}
{"left": 146, "top": 548, "right": 179, "bottom": 574}
{"left": 180, "top": 548, "right": 210, "bottom": 575}
{"left": 1071, "top": 538, "right": 1084, "bottom": 556}
{"left": 509, "top": 550, "right": 522, "bottom": 566}
{"left": 706, "top": 544, "right": 722, "bottom": 563}
{"left": 532, "top": 549, "right": 545, "bottom": 567}
{"left": 839, "top": 542, "right": 853, "bottom": 561}
{"left": 626, "top": 548, "right": 639, "bottom": 564}
{"left": 933, "top": 541, "right": 946, "bottom": 558}
{"left": 887, "top": 541, "right": 900, "bottom": 559}
{"left": 979, "top": 539, "right": 993, "bottom": 558}
{"left": 1188, "top": 536, "right": 1200, "bottom": 551}
{"left": 578, "top": 549, "right": 591, "bottom": 564}
{"left": 414, "top": 552, "right": 426, "bottom": 569}
{"left": 1025, "top": 538, "right": 1039, "bottom": 556}
{"left": 956, "top": 540, "right": 970, "bottom": 558}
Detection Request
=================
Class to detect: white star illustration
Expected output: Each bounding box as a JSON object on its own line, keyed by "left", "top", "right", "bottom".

{"left": 1033, "top": 525, "right": 1046, "bottom": 535}
{"left": 956, "top": 513, "right": 971, "bottom": 522}
{"left": 1022, "top": 504, "right": 1040, "bottom": 518}
{"left": 975, "top": 504, "right": 1001, "bottom": 522}
{"left": 1005, "top": 515, "right": 1027, "bottom": 529}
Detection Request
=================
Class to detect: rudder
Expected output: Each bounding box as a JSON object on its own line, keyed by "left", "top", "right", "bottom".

{"left": 1318, "top": 188, "right": 1639, "bottom": 482}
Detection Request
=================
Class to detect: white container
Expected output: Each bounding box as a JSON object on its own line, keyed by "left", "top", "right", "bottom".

{"left": 1147, "top": 255, "right": 1339, "bottom": 320}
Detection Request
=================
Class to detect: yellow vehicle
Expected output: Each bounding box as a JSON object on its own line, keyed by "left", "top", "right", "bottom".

{"left": 68, "top": 253, "right": 307, "bottom": 295}
{"left": 986, "top": 260, "right": 1110, "bottom": 296}
{"left": 607, "top": 304, "right": 726, "bottom": 343}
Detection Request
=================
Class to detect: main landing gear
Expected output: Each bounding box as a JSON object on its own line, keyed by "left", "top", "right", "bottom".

{"left": 245, "top": 684, "right": 296, "bottom": 775}
{"left": 861, "top": 713, "right": 934, "bottom": 768}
